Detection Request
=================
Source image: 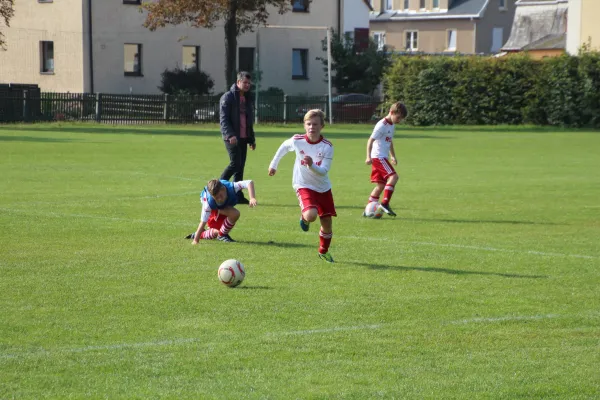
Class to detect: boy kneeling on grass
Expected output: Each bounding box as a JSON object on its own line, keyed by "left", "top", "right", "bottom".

{"left": 185, "top": 179, "right": 257, "bottom": 244}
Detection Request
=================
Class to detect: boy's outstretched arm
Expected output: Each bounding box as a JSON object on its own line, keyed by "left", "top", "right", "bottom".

{"left": 366, "top": 137, "right": 374, "bottom": 165}
{"left": 192, "top": 220, "right": 207, "bottom": 245}
{"left": 389, "top": 142, "right": 397, "bottom": 165}
{"left": 247, "top": 180, "right": 257, "bottom": 207}
{"left": 268, "top": 138, "right": 294, "bottom": 176}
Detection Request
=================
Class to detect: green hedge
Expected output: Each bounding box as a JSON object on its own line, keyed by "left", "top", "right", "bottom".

{"left": 383, "top": 52, "right": 600, "bottom": 127}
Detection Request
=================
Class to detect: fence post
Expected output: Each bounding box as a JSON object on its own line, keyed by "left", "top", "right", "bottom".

{"left": 163, "top": 94, "right": 169, "bottom": 122}
{"left": 22, "top": 90, "right": 29, "bottom": 122}
{"left": 95, "top": 93, "right": 102, "bottom": 122}
{"left": 283, "top": 94, "right": 287, "bottom": 124}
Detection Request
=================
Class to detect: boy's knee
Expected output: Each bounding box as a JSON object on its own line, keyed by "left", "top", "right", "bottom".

{"left": 303, "top": 208, "right": 318, "bottom": 222}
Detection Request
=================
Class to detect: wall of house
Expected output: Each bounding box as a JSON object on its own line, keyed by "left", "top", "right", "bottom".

{"left": 90, "top": 1, "right": 340, "bottom": 95}
{"left": 0, "top": 0, "right": 86, "bottom": 92}
{"left": 528, "top": 49, "right": 565, "bottom": 60}
{"left": 371, "top": 20, "right": 475, "bottom": 53}
{"left": 567, "top": 0, "right": 600, "bottom": 54}
{"left": 342, "top": 0, "right": 370, "bottom": 33}
{"left": 475, "top": 0, "right": 516, "bottom": 54}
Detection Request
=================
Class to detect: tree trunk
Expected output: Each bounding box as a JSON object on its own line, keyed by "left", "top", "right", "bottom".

{"left": 224, "top": 1, "right": 238, "bottom": 90}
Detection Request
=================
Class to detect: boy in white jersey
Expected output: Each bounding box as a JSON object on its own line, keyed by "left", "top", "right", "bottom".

{"left": 268, "top": 109, "right": 336, "bottom": 263}
{"left": 365, "top": 102, "right": 407, "bottom": 217}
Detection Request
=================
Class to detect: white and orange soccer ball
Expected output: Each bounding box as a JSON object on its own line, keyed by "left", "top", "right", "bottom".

{"left": 218, "top": 259, "right": 246, "bottom": 288}
{"left": 364, "top": 202, "right": 384, "bottom": 219}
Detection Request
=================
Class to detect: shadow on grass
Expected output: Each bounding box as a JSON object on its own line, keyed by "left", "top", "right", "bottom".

{"left": 344, "top": 261, "right": 547, "bottom": 279}
{"left": 0, "top": 135, "right": 79, "bottom": 143}
{"left": 401, "top": 217, "right": 563, "bottom": 226}
{"left": 236, "top": 286, "right": 272, "bottom": 290}
{"left": 0, "top": 125, "right": 450, "bottom": 140}
{"left": 238, "top": 240, "right": 312, "bottom": 249}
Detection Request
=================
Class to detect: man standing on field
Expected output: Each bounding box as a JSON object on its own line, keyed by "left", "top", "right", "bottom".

{"left": 219, "top": 71, "right": 256, "bottom": 204}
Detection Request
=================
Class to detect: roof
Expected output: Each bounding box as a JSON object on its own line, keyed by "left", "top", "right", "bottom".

{"left": 502, "top": 0, "right": 568, "bottom": 51}
{"left": 522, "top": 33, "right": 566, "bottom": 50}
{"left": 370, "top": 0, "right": 488, "bottom": 22}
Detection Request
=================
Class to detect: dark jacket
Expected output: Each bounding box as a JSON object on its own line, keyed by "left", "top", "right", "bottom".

{"left": 219, "top": 83, "right": 255, "bottom": 145}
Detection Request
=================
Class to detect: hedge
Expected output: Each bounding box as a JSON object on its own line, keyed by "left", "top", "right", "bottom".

{"left": 383, "top": 52, "right": 600, "bottom": 128}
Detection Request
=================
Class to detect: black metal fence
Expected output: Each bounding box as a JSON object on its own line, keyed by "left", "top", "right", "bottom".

{"left": 0, "top": 91, "right": 384, "bottom": 124}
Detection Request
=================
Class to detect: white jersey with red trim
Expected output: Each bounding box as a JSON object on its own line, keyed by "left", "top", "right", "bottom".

{"left": 370, "top": 117, "right": 395, "bottom": 159}
{"left": 269, "top": 134, "right": 334, "bottom": 193}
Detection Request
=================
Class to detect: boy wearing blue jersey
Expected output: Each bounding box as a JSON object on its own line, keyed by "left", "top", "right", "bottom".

{"left": 185, "top": 179, "right": 257, "bottom": 244}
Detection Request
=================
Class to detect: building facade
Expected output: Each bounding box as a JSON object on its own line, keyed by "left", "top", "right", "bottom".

{"left": 566, "top": 0, "right": 600, "bottom": 55}
{"left": 0, "top": 0, "right": 371, "bottom": 94}
{"left": 369, "top": 0, "right": 516, "bottom": 55}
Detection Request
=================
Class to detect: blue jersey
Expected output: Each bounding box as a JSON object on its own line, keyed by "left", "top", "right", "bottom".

{"left": 200, "top": 180, "right": 238, "bottom": 210}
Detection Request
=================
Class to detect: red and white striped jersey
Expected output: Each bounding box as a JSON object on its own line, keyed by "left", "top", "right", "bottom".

{"left": 269, "top": 134, "right": 334, "bottom": 193}
{"left": 370, "top": 117, "right": 394, "bottom": 159}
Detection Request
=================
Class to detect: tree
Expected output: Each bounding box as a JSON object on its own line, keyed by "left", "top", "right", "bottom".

{"left": 141, "top": 0, "right": 310, "bottom": 89}
{"left": 317, "top": 30, "right": 392, "bottom": 95}
{"left": 0, "top": 0, "right": 15, "bottom": 50}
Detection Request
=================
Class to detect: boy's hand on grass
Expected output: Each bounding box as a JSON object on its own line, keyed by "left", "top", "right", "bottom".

{"left": 268, "top": 168, "right": 276, "bottom": 176}
{"left": 249, "top": 198, "right": 257, "bottom": 207}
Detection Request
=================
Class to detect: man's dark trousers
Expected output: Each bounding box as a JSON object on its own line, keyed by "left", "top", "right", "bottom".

{"left": 221, "top": 138, "right": 248, "bottom": 200}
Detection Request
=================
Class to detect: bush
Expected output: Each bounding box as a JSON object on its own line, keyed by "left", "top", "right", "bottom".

{"left": 158, "top": 67, "right": 215, "bottom": 96}
{"left": 383, "top": 52, "right": 600, "bottom": 127}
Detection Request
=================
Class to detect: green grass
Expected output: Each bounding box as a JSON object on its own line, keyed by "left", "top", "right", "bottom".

{"left": 0, "top": 122, "right": 599, "bottom": 399}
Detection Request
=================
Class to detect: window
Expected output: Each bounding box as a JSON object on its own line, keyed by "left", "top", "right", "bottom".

{"left": 447, "top": 29, "right": 457, "bottom": 51}
{"left": 38, "top": 0, "right": 53, "bottom": 3}
{"left": 238, "top": 47, "right": 255, "bottom": 72}
{"left": 405, "top": 31, "right": 418, "bottom": 51}
{"left": 124, "top": 43, "right": 142, "bottom": 76}
{"left": 491, "top": 27, "right": 504, "bottom": 53}
{"left": 373, "top": 32, "right": 386, "bottom": 51}
{"left": 182, "top": 46, "right": 200, "bottom": 71}
{"left": 433, "top": 0, "right": 440, "bottom": 8}
{"left": 40, "top": 41, "right": 54, "bottom": 73}
{"left": 404, "top": 0, "right": 409, "bottom": 10}
{"left": 385, "top": 0, "right": 392, "bottom": 10}
{"left": 420, "top": 0, "right": 425, "bottom": 9}
{"left": 292, "top": 49, "right": 308, "bottom": 79}
{"left": 499, "top": 0, "right": 506, "bottom": 10}
{"left": 123, "top": 0, "right": 141, "bottom": 4}
{"left": 292, "top": 0, "right": 309, "bottom": 12}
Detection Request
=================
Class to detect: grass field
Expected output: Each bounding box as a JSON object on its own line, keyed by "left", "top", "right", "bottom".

{"left": 0, "top": 123, "right": 599, "bottom": 399}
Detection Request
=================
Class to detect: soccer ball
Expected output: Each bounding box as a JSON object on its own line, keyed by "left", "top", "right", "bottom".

{"left": 364, "top": 202, "right": 384, "bottom": 219}
{"left": 218, "top": 259, "right": 245, "bottom": 288}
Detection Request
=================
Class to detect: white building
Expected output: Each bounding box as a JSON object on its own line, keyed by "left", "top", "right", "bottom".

{"left": 0, "top": 0, "right": 372, "bottom": 94}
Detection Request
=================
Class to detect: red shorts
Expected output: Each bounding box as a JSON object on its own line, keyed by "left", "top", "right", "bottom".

{"left": 370, "top": 158, "right": 397, "bottom": 184}
{"left": 207, "top": 210, "right": 227, "bottom": 230}
{"left": 296, "top": 188, "right": 337, "bottom": 218}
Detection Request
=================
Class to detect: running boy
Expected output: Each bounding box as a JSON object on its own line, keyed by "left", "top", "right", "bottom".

{"left": 185, "top": 179, "right": 257, "bottom": 244}
{"left": 365, "top": 102, "right": 407, "bottom": 217}
{"left": 268, "top": 109, "right": 336, "bottom": 263}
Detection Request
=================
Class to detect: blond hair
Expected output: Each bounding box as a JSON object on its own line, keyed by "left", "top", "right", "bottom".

{"left": 303, "top": 109, "right": 325, "bottom": 126}
{"left": 207, "top": 179, "right": 224, "bottom": 197}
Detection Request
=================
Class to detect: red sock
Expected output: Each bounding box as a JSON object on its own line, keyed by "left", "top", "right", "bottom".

{"left": 319, "top": 228, "right": 332, "bottom": 254}
{"left": 219, "top": 218, "right": 235, "bottom": 236}
{"left": 382, "top": 185, "right": 395, "bottom": 205}
{"left": 200, "top": 230, "right": 218, "bottom": 240}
